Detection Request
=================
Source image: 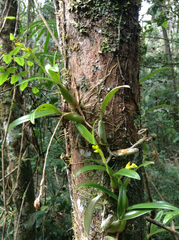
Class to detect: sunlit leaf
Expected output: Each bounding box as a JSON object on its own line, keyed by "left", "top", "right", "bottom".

{"left": 20, "top": 81, "right": 28, "bottom": 91}
{"left": 84, "top": 194, "right": 103, "bottom": 236}
{"left": 32, "top": 87, "right": 39, "bottom": 94}
{"left": 4, "top": 16, "right": 16, "bottom": 20}
{"left": 76, "top": 182, "right": 118, "bottom": 200}
{"left": 75, "top": 123, "right": 97, "bottom": 145}
{"left": 27, "top": 61, "right": 34, "bottom": 67}
{"left": 7, "top": 67, "right": 17, "bottom": 74}
{"left": 11, "top": 75, "right": 19, "bottom": 84}
{"left": 136, "top": 161, "right": 154, "bottom": 170}
{"left": 15, "top": 57, "right": 25, "bottom": 66}
{"left": 75, "top": 165, "right": 106, "bottom": 177}
{"left": 3, "top": 54, "right": 12, "bottom": 64}
{"left": 163, "top": 211, "right": 179, "bottom": 225}
{"left": 10, "top": 47, "right": 21, "bottom": 55}
{"left": 0, "top": 72, "right": 9, "bottom": 85}
{"left": 113, "top": 168, "right": 140, "bottom": 180}
{"left": 117, "top": 184, "right": 128, "bottom": 219}
{"left": 162, "top": 21, "right": 167, "bottom": 29}
{"left": 100, "top": 85, "right": 130, "bottom": 119}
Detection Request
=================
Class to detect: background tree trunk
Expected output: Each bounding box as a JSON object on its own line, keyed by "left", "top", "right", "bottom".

{"left": 56, "top": 0, "right": 145, "bottom": 239}
{"left": 0, "top": 1, "right": 36, "bottom": 239}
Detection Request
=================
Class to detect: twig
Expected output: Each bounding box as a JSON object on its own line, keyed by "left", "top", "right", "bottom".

{"left": 33, "top": 0, "right": 61, "bottom": 51}
{"left": 0, "top": 166, "right": 18, "bottom": 182}
{"left": 0, "top": 0, "right": 12, "bottom": 33}
{"left": 146, "top": 217, "right": 179, "bottom": 236}
{"left": 14, "top": 0, "right": 20, "bottom": 37}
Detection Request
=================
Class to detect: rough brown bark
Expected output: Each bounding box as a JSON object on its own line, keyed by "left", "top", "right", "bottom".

{"left": 56, "top": 0, "right": 144, "bottom": 239}
{"left": 0, "top": 1, "right": 36, "bottom": 239}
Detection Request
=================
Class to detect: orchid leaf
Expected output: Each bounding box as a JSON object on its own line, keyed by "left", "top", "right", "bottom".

{"left": 163, "top": 211, "right": 179, "bottom": 225}
{"left": 113, "top": 168, "right": 140, "bottom": 180}
{"left": 127, "top": 201, "right": 179, "bottom": 212}
{"left": 117, "top": 184, "right": 128, "bottom": 219}
{"left": 100, "top": 85, "right": 130, "bottom": 119}
{"left": 75, "top": 123, "right": 97, "bottom": 145}
{"left": 123, "top": 209, "right": 152, "bottom": 220}
{"left": 150, "top": 211, "right": 163, "bottom": 235}
{"left": 84, "top": 194, "right": 103, "bottom": 236}
{"left": 75, "top": 182, "right": 117, "bottom": 200}
{"left": 75, "top": 165, "right": 107, "bottom": 177}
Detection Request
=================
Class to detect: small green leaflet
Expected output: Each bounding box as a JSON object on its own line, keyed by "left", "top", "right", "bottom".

{"left": 20, "top": 81, "right": 28, "bottom": 91}
{"left": 11, "top": 75, "right": 19, "bottom": 84}
{"left": 75, "top": 165, "right": 107, "bottom": 177}
{"left": 100, "top": 85, "right": 130, "bottom": 119}
{"left": 27, "top": 61, "right": 34, "bottom": 67}
{"left": 84, "top": 194, "right": 103, "bottom": 236}
{"left": 10, "top": 47, "right": 21, "bottom": 55}
{"left": 162, "top": 21, "right": 167, "bottom": 29}
{"left": 10, "top": 33, "right": 15, "bottom": 41}
{"left": 15, "top": 57, "right": 25, "bottom": 66}
{"left": 32, "top": 87, "right": 39, "bottom": 94}
{"left": 3, "top": 54, "right": 12, "bottom": 64}
{"left": 0, "top": 72, "right": 9, "bottom": 85}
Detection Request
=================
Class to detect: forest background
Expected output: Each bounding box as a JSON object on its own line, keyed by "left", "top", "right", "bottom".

{"left": 0, "top": 0, "right": 179, "bottom": 239}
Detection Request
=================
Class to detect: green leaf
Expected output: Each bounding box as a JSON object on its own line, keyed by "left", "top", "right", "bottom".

{"left": 137, "top": 161, "right": 154, "bottom": 169}
{"left": 163, "top": 211, "right": 179, "bottom": 225}
{"left": 10, "top": 47, "right": 21, "bottom": 55}
{"left": 139, "top": 67, "right": 171, "bottom": 84}
{"left": 27, "top": 61, "right": 34, "bottom": 67}
{"left": 36, "top": 27, "right": 46, "bottom": 41}
{"left": 0, "top": 66, "right": 5, "bottom": 72}
{"left": 123, "top": 210, "right": 152, "bottom": 220}
{"left": 60, "top": 86, "right": 78, "bottom": 107}
{"left": 14, "top": 76, "right": 58, "bottom": 88}
{"left": 15, "top": 57, "right": 25, "bottom": 66}
{"left": 75, "top": 165, "right": 107, "bottom": 177}
{"left": 4, "top": 16, "right": 16, "bottom": 20}
{"left": 20, "top": 81, "right": 28, "bottom": 91}
{"left": 92, "top": 120, "right": 97, "bottom": 145}
{"left": 84, "top": 194, "right": 103, "bottom": 236}
{"left": 150, "top": 211, "right": 163, "bottom": 234}
{"left": 0, "top": 72, "right": 9, "bottom": 85}
{"left": 76, "top": 182, "right": 118, "bottom": 200}
{"left": 75, "top": 123, "right": 97, "bottom": 145}
{"left": 17, "top": 71, "right": 29, "bottom": 77}
{"left": 44, "top": 31, "right": 50, "bottom": 53}
{"left": 30, "top": 104, "right": 61, "bottom": 124}
{"left": 63, "top": 113, "right": 83, "bottom": 123}
{"left": 113, "top": 168, "right": 140, "bottom": 180}
{"left": 117, "top": 184, "right": 128, "bottom": 219}
{"left": 7, "top": 67, "right": 17, "bottom": 74}
{"left": 104, "top": 237, "right": 115, "bottom": 240}
{"left": 3, "top": 54, "right": 12, "bottom": 64}
{"left": 127, "top": 201, "right": 179, "bottom": 212}
{"left": 10, "top": 33, "right": 15, "bottom": 41}
{"left": 162, "top": 21, "right": 167, "bottom": 29}
{"left": 100, "top": 85, "right": 130, "bottom": 119}
{"left": 32, "top": 87, "right": 39, "bottom": 94}
{"left": 11, "top": 75, "right": 19, "bottom": 84}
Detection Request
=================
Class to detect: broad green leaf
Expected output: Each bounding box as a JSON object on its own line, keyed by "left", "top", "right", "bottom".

{"left": 113, "top": 168, "right": 140, "bottom": 180}
{"left": 163, "top": 211, "right": 179, "bottom": 225}
{"left": 84, "top": 194, "right": 103, "bottom": 236}
{"left": 11, "top": 75, "right": 19, "bottom": 84}
{"left": 3, "top": 54, "right": 12, "bottom": 64}
{"left": 75, "top": 123, "right": 97, "bottom": 145}
{"left": 10, "top": 47, "right": 21, "bottom": 55}
{"left": 100, "top": 85, "right": 130, "bottom": 119}
{"left": 117, "top": 184, "right": 128, "bottom": 219}
{"left": 9, "top": 110, "right": 60, "bottom": 131}
{"left": 139, "top": 67, "right": 171, "bottom": 84}
{"left": 150, "top": 211, "right": 163, "bottom": 234}
{"left": 17, "top": 71, "right": 29, "bottom": 77}
{"left": 20, "top": 81, "right": 28, "bottom": 91}
{"left": 15, "top": 57, "right": 25, "bottom": 66}
{"left": 4, "top": 16, "right": 16, "bottom": 20}
{"left": 0, "top": 72, "right": 9, "bottom": 85}
{"left": 27, "top": 61, "right": 34, "bottom": 67}
{"left": 30, "top": 104, "right": 61, "bottom": 124}
{"left": 127, "top": 201, "right": 179, "bottom": 212}
{"left": 32, "top": 87, "right": 39, "bottom": 94}
{"left": 60, "top": 86, "right": 78, "bottom": 107}
{"left": 76, "top": 182, "right": 118, "bottom": 200}
{"left": 123, "top": 210, "right": 151, "bottom": 220}
{"left": 7, "top": 67, "right": 17, "bottom": 74}
{"left": 75, "top": 165, "right": 107, "bottom": 177}
{"left": 0, "top": 66, "right": 5, "bottom": 72}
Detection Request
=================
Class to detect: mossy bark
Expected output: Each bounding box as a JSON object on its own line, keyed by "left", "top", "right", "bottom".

{"left": 0, "top": 1, "right": 36, "bottom": 239}
{"left": 56, "top": 0, "right": 145, "bottom": 239}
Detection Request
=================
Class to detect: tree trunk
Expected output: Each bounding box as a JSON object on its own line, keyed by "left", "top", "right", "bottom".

{"left": 56, "top": 0, "right": 144, "bottom": 239}
{"left": 0, "top": 1, "right": 36, "bottom": 239}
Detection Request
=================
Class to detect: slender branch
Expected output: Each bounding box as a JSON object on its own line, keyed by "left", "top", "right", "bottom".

{"left": 14, "top": 0, "right": 20, "bottom": 37}
{"left": 146, "top": 217, "right": 179, "bottom": 236}
{"left": 0, "top": 166, "right": 18, "bottom": 183}
{"left": 0, "top": 0, "right": 12, "bottom": 33}
{"left": 33, "top": 0, "right": 61, "bottom": 51}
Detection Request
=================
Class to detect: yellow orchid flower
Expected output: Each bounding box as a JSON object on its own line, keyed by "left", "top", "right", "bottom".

{"left": 92, "top": 145, "right": 100, "bottom": 153}
{"left": 125, "top": 162, "right": 137, "bottom": 169}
